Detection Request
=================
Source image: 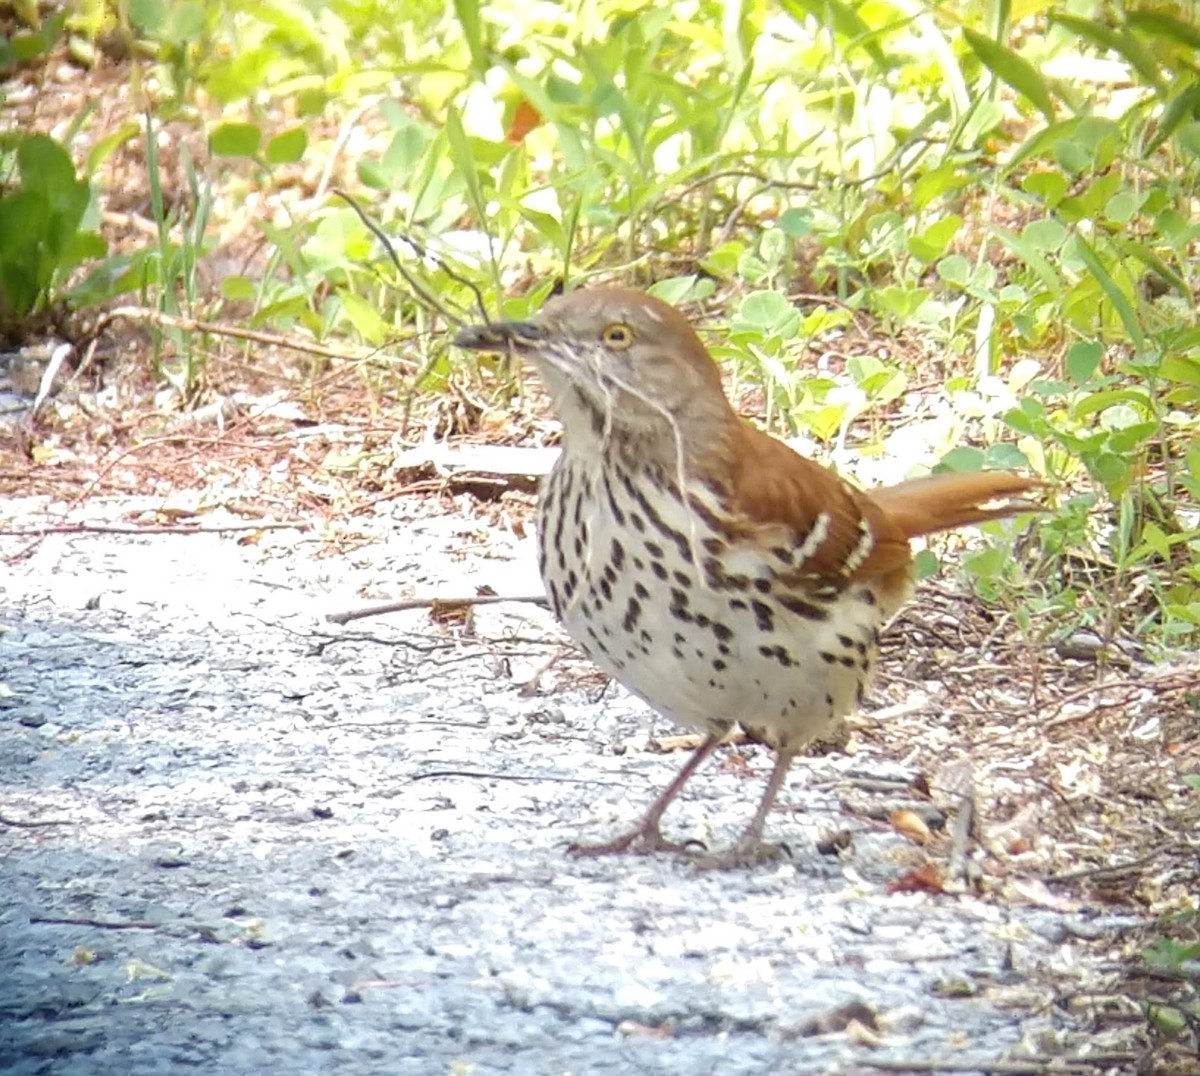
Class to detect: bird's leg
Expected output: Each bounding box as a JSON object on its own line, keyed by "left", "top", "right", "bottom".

{"left": 568, "top": 733, "right": 722, "bottom": 856}
{"left": 695, "top": 747, "right": 797, "bottom": 869}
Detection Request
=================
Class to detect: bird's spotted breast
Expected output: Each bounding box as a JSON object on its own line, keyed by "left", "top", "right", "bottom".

{"left": 538, "top": 454, "right": 882, "bottom": 748}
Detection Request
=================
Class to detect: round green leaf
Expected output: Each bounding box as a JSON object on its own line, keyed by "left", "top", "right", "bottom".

{"left": 265, "top": 127, "right": 307, "bottom": 165}
{"left": 210, "top": 123, "right": 262, "bottom": 158}
{"left": 1065, "top": 340, "right": 1102, "bottom": 382}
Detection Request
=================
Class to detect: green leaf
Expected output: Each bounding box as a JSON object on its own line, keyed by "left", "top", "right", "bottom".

{"left": 443, "top": 107, "right": 488, "bottom": 227}
{"left": 1127, "top": 10, "right": 1200, "bottom": 50}
{"left": 1066, "top": 341, "right": 1102, "bottom": 383}
{"left": 1022, "top": 171, "right": 1068, "bottom": 207}
{"left": 1104, "top": 191, "right": 1138, "bottom": 225}
{"left": 516, "top": 205, "right": 566, "bottom": 251}
{"left": 873, "top": 286, "right": 931, "bottom": 320}
{"left": 210, "top": 123, "right": 262, "bottom": 158}
{"left": 1091, "top": 452, "right": 1129, "bottom": 486}
{"left": 1070, "top": 235, "right": 1146, "bottom": 350}
{"left": 908, "top": 215, "right": 961, "bottom": 263}
{"left": 735, "top": 290, "right": 800, "bottom": 336}
{"left": 964, "top": 546, "right": 1006, "bottom": 580}
{"left": 128, "top": 0, "right": 166, "bottom": 33}
{"left": 157, "top": 1, "right": 206, "bottom": 46}
{"left": 221, "top": 275, "right": 257, "bottom": 301}
{"left": 940, "top": 446, "right": 985, "bottom": 472}
{"left": 913, "top": 548, "right": 939, "bottom": 581}
{"left": 1160, "top": 354, "right": 1200, "bottom": 388}
{"left": 85, "top": 120, "right": 139, "bottom": 177}
{"left": 778, "top": 207, "right": 814, "bottom": 238}
{"left": 648, "top": 276, "right": 706, "bottom": 305}
{"left": 1147, "top": 80, "right": 1200, "bottom": 153}
{"left": 984, "top": 443, "right": 1030, "bottom": 470}
{"left": 338, "top": 290, "right": 389, "bottom": 346}
{"left": 1050, "top": 14, "right": 1163, "bottom": 91}
{"left": 912, "top": 165, "right": 971, "bottom": 211}
{"left": 1175, "top": 121, "right": 1200, "bottom": 160}
{"left": 963, "top": 27, "right": 1055, "bottom": 121}
{"left": 453, "top": 0, "right": 486, "bottom": 74}
{"left": 991, "top": 225, "right": 1062, "bottom": 292}
{"left": 1022, "top": 217, "right": 1066, "bottom": 252}
{"left": 265, "top": 127, "right": 307, "bottom": 165}
{"left": 777, "top": 0, "right": 887, "bottom": 68}
{"left": 937, "top": 254, "right": 970, "bottom": 287}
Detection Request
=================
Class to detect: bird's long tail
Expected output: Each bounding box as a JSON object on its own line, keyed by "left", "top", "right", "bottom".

{"left": 869, "top": 472, "right": 1048, "bottom": 539}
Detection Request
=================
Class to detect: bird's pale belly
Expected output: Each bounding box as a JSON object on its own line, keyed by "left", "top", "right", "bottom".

{"left": 537, "top": 459, "right": 886, "bottom": 748}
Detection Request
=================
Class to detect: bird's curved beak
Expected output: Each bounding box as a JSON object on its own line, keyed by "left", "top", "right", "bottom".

{"left": 454, "top": 320, "right": 548, "bottom": 354}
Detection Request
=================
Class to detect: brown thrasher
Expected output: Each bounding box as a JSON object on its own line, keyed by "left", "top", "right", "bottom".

{"left": 455, "top": 288, "right": 1044, "bottom": 867}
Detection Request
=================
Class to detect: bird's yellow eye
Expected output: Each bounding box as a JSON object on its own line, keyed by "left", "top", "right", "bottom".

{"left": 602, "top": 323, "right": 634, "bottom": 349}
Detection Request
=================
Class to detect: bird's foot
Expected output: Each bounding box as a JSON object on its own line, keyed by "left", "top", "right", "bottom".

{"left": 567, "top": 823, "right": 699, "bottom": 858}
{"left": 690, "top": 838, "right": 792, "bottom": 871}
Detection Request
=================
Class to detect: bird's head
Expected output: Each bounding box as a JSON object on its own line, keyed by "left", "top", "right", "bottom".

{"left": 454, "top": 288, "right": 735, "bottom": 459}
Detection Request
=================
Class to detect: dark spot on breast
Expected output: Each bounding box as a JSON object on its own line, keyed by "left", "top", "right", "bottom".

{"left": 603, "top": 564, "right": 618, "bottom": 585}
{"left": 610, "top": 537, "right": 625, "bottom": 568}
{"left": 633, "top": 557, "right": 645, "bottom": 571}
{"left": 753, "top": 577, "right": 771, "bottom": 594}
{"left": 819, "top": 651, "right": 837, "bottom": 665}
{"left": 750, "top": 600, "right": 774, "bottom": 632}
{"left": 837, "top": 634, "right": 853, "bottom": 648}
{"left": 702, "top": 537, "right": 724, "bottom": 555}
{"left": 712, "top": 622, "right": 733, "bottom": 643}
{"left": 729, "top": 598, "right": 747, "bottom": 611}
{"left": 672, "top": 570, "right": 692, "bottom": 588}
{"left": 630, "top": 513, "right": 646, "bottom": 533}
{"left": 603, "top": 476, "right": 626, "bottom": 525}
{"left": 717, "top": 642, "right": 730, "bottom": 656}
{"left": 644, "top": 541, "right": 664, "bottom": 560}
{"left": 599, "top": 576, "right": 612, "bottom": 602}
{"left": 651, "top": 562, "right": 668, "bottom": 580}
{"left": 858, "top": 588, "right": 878, "bottom": 606}
{"left": 573, "top": 535, "right": 584, "bottom": 558}
{"left": 672, "top": 646, "right": 684, "bottom": 659}
{"left": 839, "top": 655, "right": 856, "bottom": 668}
{"left": 779, "top": 594, "right": 829, "bottom": 621}
{"left": 685, "top": 494, "right": 723, "bottom": 533}
{"left": 622, "top": 597, "right": 642, "bottom": 633}
{"left": 622, "top": 473, "right": 692, "bottom": 559}
{"left": 634, "top": 581, "right": 649, "bottom": 600}
{"left": 713, "top": 658, "right": 727, "bottom": 671}
{"left": 771, "top": 546, "right": 793, "bottom": 564}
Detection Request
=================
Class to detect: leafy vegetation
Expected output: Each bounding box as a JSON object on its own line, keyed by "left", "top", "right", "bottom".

{"left": 3, "top": 0, "right": 1199, "bottom": 654}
